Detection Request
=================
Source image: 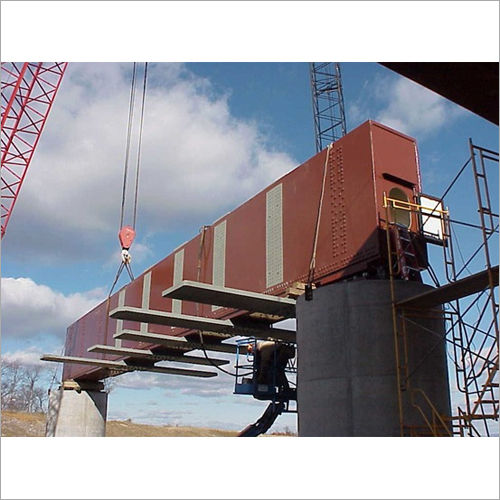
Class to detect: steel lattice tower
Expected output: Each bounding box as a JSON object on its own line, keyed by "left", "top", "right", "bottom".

{"left": 1, "top": 62, "right": 67, "bottom": 237}
{"left": 310, "top": 62, "right": 347, "bottom": 153}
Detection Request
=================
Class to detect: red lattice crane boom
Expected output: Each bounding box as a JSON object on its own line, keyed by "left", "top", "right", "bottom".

{"left": 1, "top": 62, "right": 67, "bottom": 238}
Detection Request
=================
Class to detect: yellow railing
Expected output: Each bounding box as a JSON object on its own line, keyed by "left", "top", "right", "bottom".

{"left": 383, "top": 193, "right": 449, "bottom": 216}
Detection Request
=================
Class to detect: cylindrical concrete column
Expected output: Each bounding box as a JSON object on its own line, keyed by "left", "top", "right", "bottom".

{"left": 46, "top": 388, "right": 108, "bottom": 437}
{"left": 297, "top": 279, "right": 451, "bottom": 437}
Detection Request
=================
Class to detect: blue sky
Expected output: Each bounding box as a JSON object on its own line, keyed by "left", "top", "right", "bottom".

{"left": 2, "top": 60, "right": 498, "bottom": 433}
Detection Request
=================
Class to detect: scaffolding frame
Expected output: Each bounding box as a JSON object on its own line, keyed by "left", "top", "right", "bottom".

{"left": 445, "top": 142, "right": 499, "bottom": 436}
{"left": 384, "top": 140, "right": 499, "bottom": 436}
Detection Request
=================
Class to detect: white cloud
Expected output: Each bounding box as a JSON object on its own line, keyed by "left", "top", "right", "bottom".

{"left": 1, "top": 276, "right": 105, "bottom": 339}
{"left": 2, "top": 347, "right": 47, "bottom": 367}
{"left": 114, "top": 367, "right": 235, "bottom": 398}
{"left": 349, "top": 74, "right": 466, "bottom": 139}
{"left": 108, "top": 407, "right": 192, "bottom": 427}
{"left": 375, "top": 77, "right": 465, "bottom": 137}
{"left": 110, "top": 371, "right": 275, "bottom": 430}
{"left": 112, "top": 338, "right": 297, "bottom": 402}
{"left": 3, "top": 62, "right": 296, "bottom": 263}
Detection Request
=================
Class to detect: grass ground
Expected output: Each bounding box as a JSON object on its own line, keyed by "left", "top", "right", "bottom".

{"left": 1, "top": 411, "right": 240, "bottom": 437}
{"left": 1, "top": 411, "right": 47, "bottom": 437}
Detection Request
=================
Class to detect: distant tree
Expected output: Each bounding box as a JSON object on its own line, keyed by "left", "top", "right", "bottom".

{"left": 1, "top": 360, "right": 49, "bottom": 413}
{"left": 33, "top": 386, "right": 47, "bottom": 413}
{"left": 23, "top": 366, "right": 45, "bottom": 413}
{"left": 1, "top": 361, "right": 22, "bottom": 410}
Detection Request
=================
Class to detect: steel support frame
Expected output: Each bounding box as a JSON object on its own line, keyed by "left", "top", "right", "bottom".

{"left": 1, "top": 62, "right": 67, "bottom": 237}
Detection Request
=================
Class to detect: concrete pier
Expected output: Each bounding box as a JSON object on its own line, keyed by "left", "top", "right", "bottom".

{"left": 296, "top": 279, "right": 451, "bottom": 437}
{"left": 46, "top": 382, "right": 108, "bottom": 437}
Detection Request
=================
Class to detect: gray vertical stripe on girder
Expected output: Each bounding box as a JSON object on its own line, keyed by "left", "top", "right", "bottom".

{"left": 115, "top": 289, "right": 126, "bottom": 347}
{"left": 140, "top": 271, "right": 152, "bottom": 333}
{"left": 212, "top": 220, "right": 227, "bottom": 311}
{"left": 172, "top": 249, "right": 185, "bottom": 315}
{"left": 266, "top": 183, "right": 283, "bottom": 288}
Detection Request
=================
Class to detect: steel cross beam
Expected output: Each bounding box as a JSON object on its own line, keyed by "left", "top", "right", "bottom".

{"left": 114, "top": 330, "right": 240, "bottom": 354}
{"left": 109, "top": 306, "right": 297, "bottom": 343}
{"left": 87, "top": 344, "right": 230, "bottom": 366}
{"left": 396, "top": 265, "right": 499, "bottom": 309}
{"left": 40, "top": 354, "right": 217, "bottom": 378}
{"left": 162, "top": 280, "right": 296, "bottom": 318}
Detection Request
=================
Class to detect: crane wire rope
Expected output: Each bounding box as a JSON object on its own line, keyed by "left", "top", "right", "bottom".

{"left": 306, "top": 143, "right": 333, "bottom": 292}
{"left": 119, "top": 62, "right": 138, "bottom": 230}
{"left": 132, "top": 62, "right": 148, "bottom": 231}
{"left": 109, "top": 62, "right": 148, "bottom": 297}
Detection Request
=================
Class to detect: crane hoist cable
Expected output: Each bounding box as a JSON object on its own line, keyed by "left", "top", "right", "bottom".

{"left": 109, "top": 62, "right": 148, "bottom": 297}
{"left": 132, "top": 62, "right": 148, "bottom": 231}
{"left": 305, "top": 142, "right": 333, "bottom": 300}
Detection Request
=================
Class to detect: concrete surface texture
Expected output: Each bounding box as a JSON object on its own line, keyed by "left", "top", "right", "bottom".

{"left": 296, "top": 279, "right": 451, "bottom": 437}
{"left": 46, "top": 388, "right": 108, "bottom": 437}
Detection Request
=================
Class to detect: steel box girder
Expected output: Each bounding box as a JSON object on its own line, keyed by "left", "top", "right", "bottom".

{"left": 60, "top": 121, "right": 423, "bottom": 381}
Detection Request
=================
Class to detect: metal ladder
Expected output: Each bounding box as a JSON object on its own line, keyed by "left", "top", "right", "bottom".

{"left": 392, "top": 223, "right": 422, "bottom": 280}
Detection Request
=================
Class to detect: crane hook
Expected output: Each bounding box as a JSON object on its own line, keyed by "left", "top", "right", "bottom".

{"left": 119, "top": 225, "right": 135, "bottom": 264}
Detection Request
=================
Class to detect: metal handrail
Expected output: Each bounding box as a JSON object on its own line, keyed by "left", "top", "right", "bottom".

{"left": 411, "top": 388, "right": 453, "bottom": 437}
{"left": 383, "top": 193, "right": 449, "bottom": 216}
